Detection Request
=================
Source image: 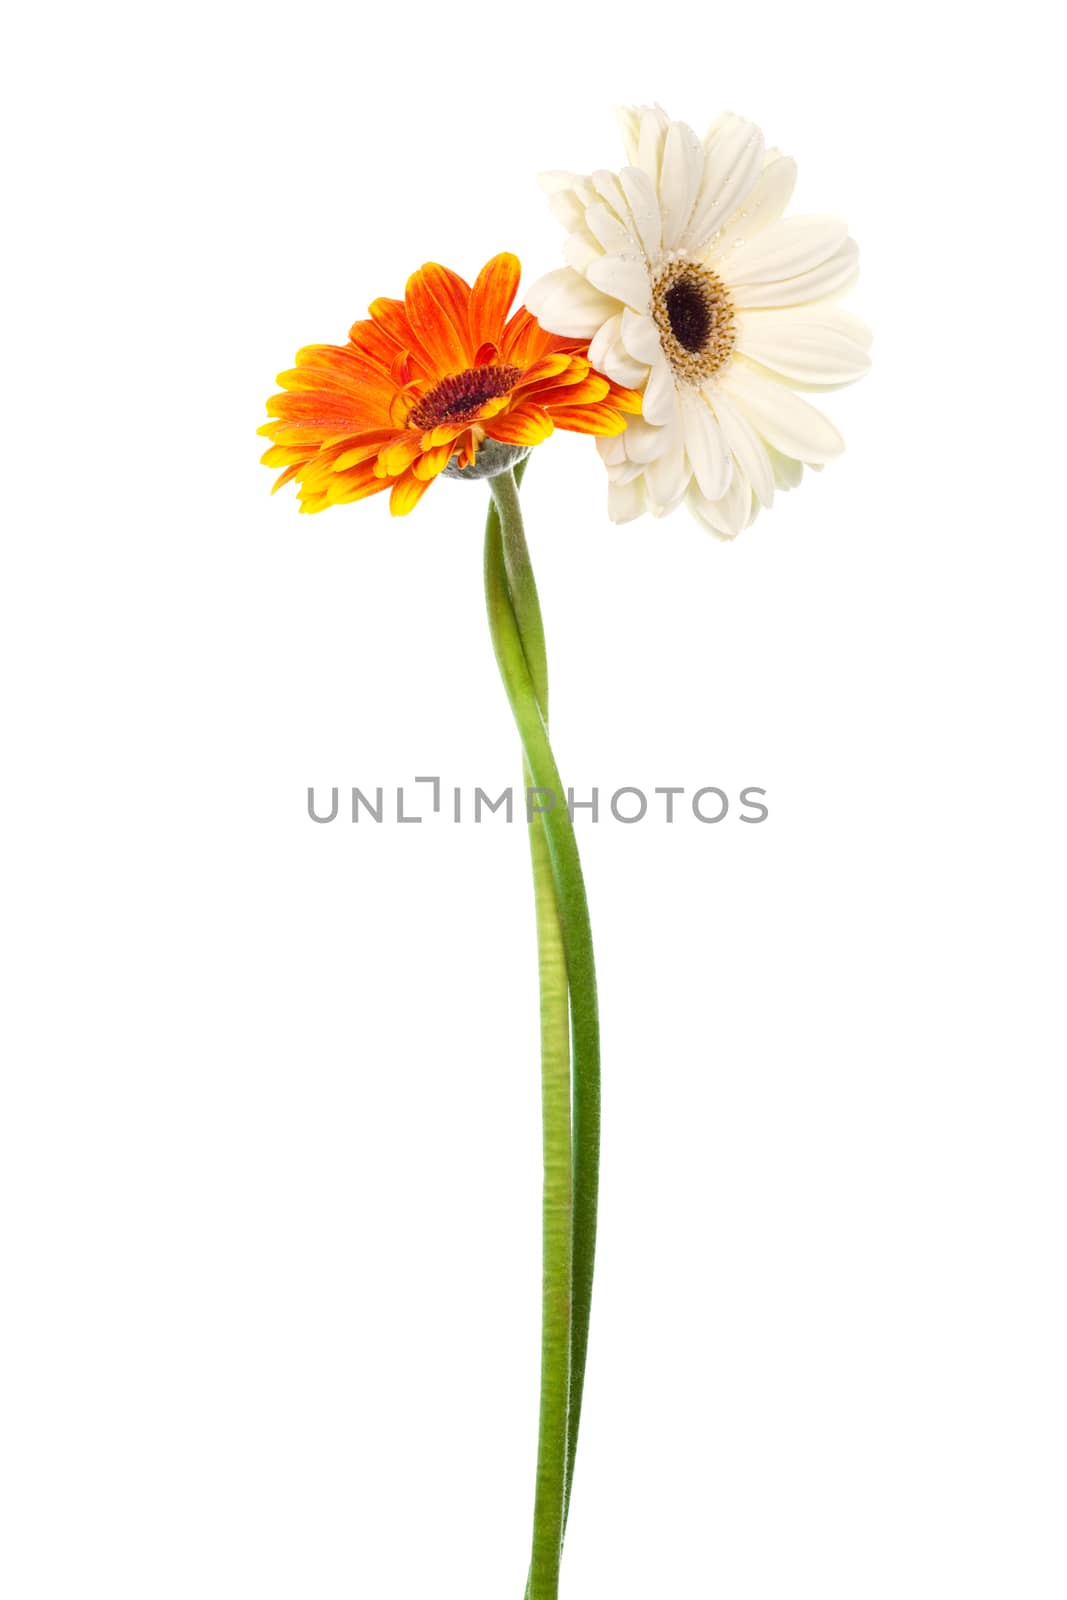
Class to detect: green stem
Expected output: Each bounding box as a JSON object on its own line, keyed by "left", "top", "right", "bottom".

{"left": 489, "top": 466, "right": 549, "bottom": 709}
{"left": 484, "top": 468, "right": 602, "bottom": 1594}
{"left": 522, "top": 759, "right": 572, "bottom": 1600}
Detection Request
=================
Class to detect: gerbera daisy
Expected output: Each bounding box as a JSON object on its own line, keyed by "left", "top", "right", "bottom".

{"left": 260, "top": 253, "right": 640, "bottom": 515}
{"left": 526, "top": 106, "right": 870, "bottom": 537}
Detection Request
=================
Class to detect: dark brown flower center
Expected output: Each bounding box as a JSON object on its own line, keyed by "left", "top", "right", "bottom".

{"left": 664, "top": 280, "right": 712, "bottom": 353}
{"left": 408, "top": 364, "right": 521, "bottom": 430}
{"left": 651, "top": 261, "right": 736, "bottom": 383}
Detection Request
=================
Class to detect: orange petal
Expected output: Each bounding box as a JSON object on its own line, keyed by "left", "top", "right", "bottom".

{"left": 285, "top": 353, "right": 395, "bottom": 415}
{"left": 274, "top": 360, "right": 359, "bottom": 395}
{"left": 404, "top": 263, "right": 473, "bottom": 372}
{"left": 298, "top": 444, "right": 364, "bottom": 494}
{"left": 263, "top": 422, "right": 344, "bottom": 449}
{"left": 332, "top": 430, "right": 404, "bottom": 471}
{"left": 389, "top": 380, "right": 427, "bottom": 427}
{"left": 500, "top": 305, "right": 550, "bottom": 366}
{"left": 326, "top": 472, "right": 389, "bottom": 506}
{"left": 347, "top": 318, "right": 408, "bottom": 373}
{"left": 369, "top": 297, "right": 429, "bottom": 365}
{"left": 389, "top": 468, "right": 434, "bottom": 516}
{"left": 485, "top": 407, "right": 554, "bottom": 447}
{"left": 292, "top": 342, "right": 363, "bottom": 373}
{"left": 469, "top": 253, "right": 521, "bottom": 347}
{"left": 512, "top": 352, "right": 576, "bottom": 390}
{"left": 375, "top": 433, "right": 425, "bottom": 477}
{"left": 260, "top": 444, "right": 311, "bottom": 467}
{"left": 532, "top": 376, "right": 611, "bottom": 409}
{"left": 413, "top": 443, "right": 455, "bottom": 480}
{"left": 455, "top": 431, "right": 480, "bottom": 469}
{"left": 473, "top": 392, "right": 515, "bottom": 422}
{"left": 264, "top": 381, "right": 389, "bottom": 433}
{"left": 551, "top": 404, "right": 629, "bottom": 436}
{"left": 426, "top": 419, "right": 477, "bottom": 448}
{"left": 609, "top": 384, "right": 644, "bottom": 415}
{"left": 270, "top": 463, "right": 303, "bottom": 493}
{"left": 296, "top": 461, "right": 387, "bottom": 510}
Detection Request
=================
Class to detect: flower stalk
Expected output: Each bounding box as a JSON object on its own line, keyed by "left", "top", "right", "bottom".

{"left": 484, "top": 467, "right": 602, "bottom": 1596}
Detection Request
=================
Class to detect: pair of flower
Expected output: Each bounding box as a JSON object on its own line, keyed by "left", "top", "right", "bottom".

{"left": 261, "top": 104, "right": 869, "bottom": 538}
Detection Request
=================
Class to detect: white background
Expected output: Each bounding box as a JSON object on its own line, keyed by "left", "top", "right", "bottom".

{"left": 2, "top": 2, "right": 1065, "bottom": 1596}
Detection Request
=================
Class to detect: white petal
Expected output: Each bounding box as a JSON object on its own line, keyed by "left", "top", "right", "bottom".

{"left": 687, "top": 459, "right": 754, "bottom": 537}
{"left": 717, "top": 457, "right": 756, "bottom": 531}
{"left": 616, "top": 106, "right": 642, "bottom": 166}
{"left": 542, "top": 172, "right": 600, "bottom": 219}
{"left": 636, "top": 105, "right": 670, "bottom": 180}
{"left": 591, "top": 169, "right": 631, "bottom": 223}
{"left": 611, "top": 456, "right": 647, "bottom": 485}
{"left": 588, "top": 313, "right": 622, "bottom": 371}
{"left": 721, "top": 363, "right": 845, "bottom": 464}
{"left": 524, "top": 267, "right": 621, "bottom": 338}
{"left": 730, "top": 239, "right": 860, "bottom": 308}
{"left": 689, "top": 508, "right": 739, "bottom": 542}
{"left": 685, "top": 112, "right": 765, "bottom": 249}
{"left": 586, "top": 253, "right": 650, "bottom": 312}
{"left": 522, "top": 265, "right": 569, "bottom": 316}
{"left": 547, "top": 187, "right": 587, "bottom": 232}
{"left": 540, "top": 169, "right": 579, "bottom": 196}
{"left": 563, "top": 232, "right": 602, "bottom": 273}
{"left": 686, "top": 499, "right": 733, "bottom": 540}
{"left": 646, "top": 422, "right": 689, "bottom": 512}
{"left": 682, "top": 391, "right": 732, "bottom": 501}
{"left": 597, "top": 431, "right": 627, "bottom": 467}
{"left": 622, "top": 413, "right": 673, "bottom": 465}
{"left": 585, "top": 201, "right": 639, "bottom": 255}
{"left": 618, "top": 166, "right": 662, "bottom": 259}
{"left": 817, "top": 306, "right": 872, "bottom": 351}
{"left": 601, "top": 340, "right": 650, "bottom": 389}
{"left": 641, "top": 351, "right": 677, "bottom": 426}
{"left": 766, "top": 445, "right": 804, "bottom": 489}
{"left": 721, "top": 216, "right": 848, "bottom": 285}
{"left": 736, "top": 308, "right": 871, "bottom": 384}
{"left": 620, "top": 308, "right": 663, "bottom": 365}
{"left": 707, "top": 387, "right": 775, "bottom": 507}
{"left": 710, "top": 153, "right": 797, "bottom": 254}
{"left": 658, "top": 120, "right": 704, "bottom": 250}
{"left": 607, "top": 475, "right": 648, "bottom": 523}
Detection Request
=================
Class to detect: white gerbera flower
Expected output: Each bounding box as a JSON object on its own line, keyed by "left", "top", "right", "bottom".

{"left": 526, "top": 105, "right": 871, "bottom": 537}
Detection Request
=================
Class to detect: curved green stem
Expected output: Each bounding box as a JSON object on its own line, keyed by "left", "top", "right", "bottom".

{"left": 521, "top": 759, "right": 572, "bottom": 1600}
{"left": 484, "top": 468, "right": 602, "bottom": 1595}
{"left": 489, "top": 466, "right": 549, "bottom": 710}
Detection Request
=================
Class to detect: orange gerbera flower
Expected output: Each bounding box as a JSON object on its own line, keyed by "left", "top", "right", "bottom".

{"left": 259, "top": 253, "right": 641, "bottom": 515}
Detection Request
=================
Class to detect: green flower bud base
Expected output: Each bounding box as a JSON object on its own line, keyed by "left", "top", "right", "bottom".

{"left": 443, "top": 440, "right": 532, "bottom": 481}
